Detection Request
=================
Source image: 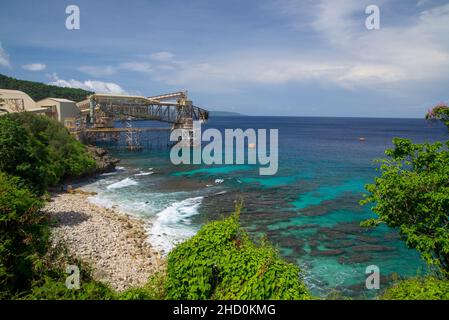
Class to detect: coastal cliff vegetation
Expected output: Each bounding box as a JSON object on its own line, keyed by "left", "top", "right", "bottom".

{"left": 0, "top": 113, "right": 96, "bottom": 194}
{"left": 362, "top": 107, "right": 449, "bottom": 299}
{"left": 0, "top": 73, "right": 92, "bottom": 102}
{"left": 164, "top": 204, "right": 310, "bottom": 300}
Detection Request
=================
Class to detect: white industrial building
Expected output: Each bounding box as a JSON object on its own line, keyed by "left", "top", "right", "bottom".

{"left": 0, "top": 89, "right": 48, "bottom": 115}
{"left": 0, "top": 89, "right": 81, "bottom": 129}
{"left": 36, "top": 97, "right": 80, "bottom": 128}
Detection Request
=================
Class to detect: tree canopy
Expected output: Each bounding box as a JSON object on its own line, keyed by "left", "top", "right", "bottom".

{"left": 361, "top": 138, "right": 449, "bottom": 276}
{"left": 0, "top": 113, "right": 96, "bottom": 194}
{"left": 0, "top": 73, "right": 92, "bottom": 102}
{"left": 426, "top": 103, "right": 449, "bottom": 131}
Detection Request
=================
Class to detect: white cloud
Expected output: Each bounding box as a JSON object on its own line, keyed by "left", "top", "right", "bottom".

{"left": 21, "top": 63, "right": 46, "bottom": 71}
{"left": 154, "top": 1, "right": 449, "bottom": 91}
{"left": 149, "top": 51, "right": 174, "bottom": 62}
{"left": 417, "top": 0, "right": 431, "bottom": 7}
{"left": 78, "top": 65, "right": 115, "bottom": 77}
{"left": 74, "top": 3, "right": 449, "bottom": 93}
{"left": 79, "top": 61, "right": 154, "bottom": 76}
{"left": 0, "top": 42, "right": 11, "bottom": 68}
{"left": 119, "top": 61, "right": 153, "bottom": 73}
{"left": 48, "top": 73, "right": 128, "bottom": 94}
{"left": 277, "top": 0, "right": 449, "bottom": 86}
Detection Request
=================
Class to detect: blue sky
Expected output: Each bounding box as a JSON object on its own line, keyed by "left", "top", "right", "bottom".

{"left": 1, "top": 0, "right": 449, "bottom": 117}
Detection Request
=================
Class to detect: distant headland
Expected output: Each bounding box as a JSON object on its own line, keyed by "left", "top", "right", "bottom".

{"left": 209, "top": 110, "right": 247, "bottom": 117}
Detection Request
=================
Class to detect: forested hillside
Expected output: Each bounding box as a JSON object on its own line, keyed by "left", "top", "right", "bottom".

{"left": 0, "top": 73, "right": 92, "bottom": 102}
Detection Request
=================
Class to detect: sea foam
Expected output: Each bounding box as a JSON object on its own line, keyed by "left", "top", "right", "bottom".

{"left": 107, "top": 177, "right": 138, "bottom": 190}
{"left": 135, "top": 171, "right": 154, "bottom": 176}
{"left": 148, "top": 196, "right": 203, "bottom": 254}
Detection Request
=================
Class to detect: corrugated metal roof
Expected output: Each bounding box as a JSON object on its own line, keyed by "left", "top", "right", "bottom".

{"left": 0, "top": 88, "right": 31, "bottom": 95}
{"left": 41, "top": 98, "right": 75, "bottom": 103}
{"left": 25, "top": 107, "right": 49, "bottom": 113}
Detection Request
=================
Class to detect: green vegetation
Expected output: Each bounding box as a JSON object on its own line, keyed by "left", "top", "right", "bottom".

{"left": 118, "top": 272, "right": 166, "bottom": 300}
{"left": 1, "top": 173, "right": 306, "bottom": 300}
{"left": 0, "top": 113, "right": 112, "bottom": 299}
{"left": 164, "top": 204, "right": 310, "bottom": 300}
{"left": 0, "top": 172, "right": 47, "bottom": 298}
{"left": 0, "top": 114, "right": 115, "bottom": 299}
{"left": 360, "top": 104, "right": 449, "bottom": 299}
{"left": 381, "top": 276, "right": 449, "bottom": 300}
{"left": 0, "top": 113, "right": 96, "bottom": 194}
{"left": 0, "top": 171, "right": 115, "bottom": 299}
{"left": 0, "top": 73, "right": 92, "bottom": 102}
{"left": 361, "top": 138, "right": 449, "bottom": 276}
{"left": 426, "top": 103, "right": 449, "bottom": 130}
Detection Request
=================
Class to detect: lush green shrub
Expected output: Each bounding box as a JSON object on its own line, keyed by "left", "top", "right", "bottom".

{"left": 119, "top": 272, "right": 166, "bottom": 300}
{"left": 0, "top": 172, "right": 48, "bottom": 298}
{"left": 361, "top": 138, "right": 449, "bottom": 276}
{"left": 23, "top": 269, "right": 116, "bottom": 300}
{"left": 164, "top": 206, "right": 310, "bottom": 300}
{"left": 1, "top": 173, "right": 104, "bottom": 300}
{"left": 426, "top": 103, "right": 449, "bottom": 130}
{"left": 8, "top": 112, "right": 97, "bottom": 178}
{"left": 381, "top": 277, "right": 449, "bottom": 300}
{"left": 0, "top": 116, "right": 51, "bottom": 193}
{"left": 0, "top": 113, "right": 96, "bottom": 193}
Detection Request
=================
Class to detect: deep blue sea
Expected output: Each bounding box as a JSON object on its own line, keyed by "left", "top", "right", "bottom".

{"left": 82, "top": 116, "right": 449, "bottom": 298}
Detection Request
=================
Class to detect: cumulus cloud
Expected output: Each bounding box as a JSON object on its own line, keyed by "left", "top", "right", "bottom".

{"left": 22, "top": 63, "right": 46, "bottom": 71}
{"left": 272, "top": 0, "right": 449, "bottom": 87}
{"left": 153, "top": 1, "right": 449, "bottom": 91}
{"left": 77, "top": 51, "right": 174, "bottom": 78}
{"left": 78, "top": 65, "right": 115, "bottom": 77}
{"left": 79, "top": 61, "right": 154, "bottom": 77}
{"left": 48, "top": 73, "right": 128, "bottom": 94}
{"left": 149, "top": 51, "right": 174, "bottom": 62}
{"left": 76, "top": 3, "right": 449, "bottom": 93}
{"left": 119, "top": 61, "right": 153, "bottom": 73}
{"left": 0, "top": 42, "right": 10, "bottom": 68}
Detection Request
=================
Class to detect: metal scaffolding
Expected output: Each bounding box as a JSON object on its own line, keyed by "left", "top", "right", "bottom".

{"left": 75, "top": 91, "right": 209, "bottom": 150}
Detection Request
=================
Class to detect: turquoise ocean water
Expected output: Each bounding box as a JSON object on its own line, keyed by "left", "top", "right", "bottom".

{"left": 81, "top": 116, "right": 449, "bottom": 298}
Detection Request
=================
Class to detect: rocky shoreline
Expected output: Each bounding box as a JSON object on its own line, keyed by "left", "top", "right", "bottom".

{"left": 45, "top": 189, "right": 165, "bottom": 292}
{"left": 86, "top": 145, "right": 121, "bottom": 174}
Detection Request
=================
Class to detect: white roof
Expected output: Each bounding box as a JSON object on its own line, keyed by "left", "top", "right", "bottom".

{"left": 39, "top": 97, "right": 75, "bottom": 103}
{"left": 27, "top": 107, "right": 50, "bottom": 113}
{"left": 0, "top": 88, "right": 31, "bottom": 95}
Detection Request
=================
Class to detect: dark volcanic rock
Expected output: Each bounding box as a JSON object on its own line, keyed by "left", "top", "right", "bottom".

{"left": 309, "top": 240, "right": 320, "bottom": 249}
{"left": 332, "top": 222, "right": 366, "bottom": 234}
{"left": 311, "top": 249, "right": 345, "bottom": 256}
{"left": 87, "top": 146, "right": 120, "bottom": 173}
{"left": 338, "top": 253, "right": 372, "bottom": 265}
{"left": 351, "top": 245, "right": 395, "bottom": 252}
{"left": 324, "top": 240, "right": 356, "bottom": 249}
{"left": 284, "top": 223, "right": 320, "bottom": 231}
{"left": 356, "top": 235, "right": 381, "bottom": 244}
{"left": 317, "top": 228, "right": 348, "bottom": 240}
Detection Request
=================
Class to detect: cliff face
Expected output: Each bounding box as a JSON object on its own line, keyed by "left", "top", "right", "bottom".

{"left": 87, "top": 146, "right": 120, "bottom": 173}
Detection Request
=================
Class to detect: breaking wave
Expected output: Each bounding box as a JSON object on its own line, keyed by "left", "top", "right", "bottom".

{"left": 148, "top": 196, "right": 203, "bottom": 254}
